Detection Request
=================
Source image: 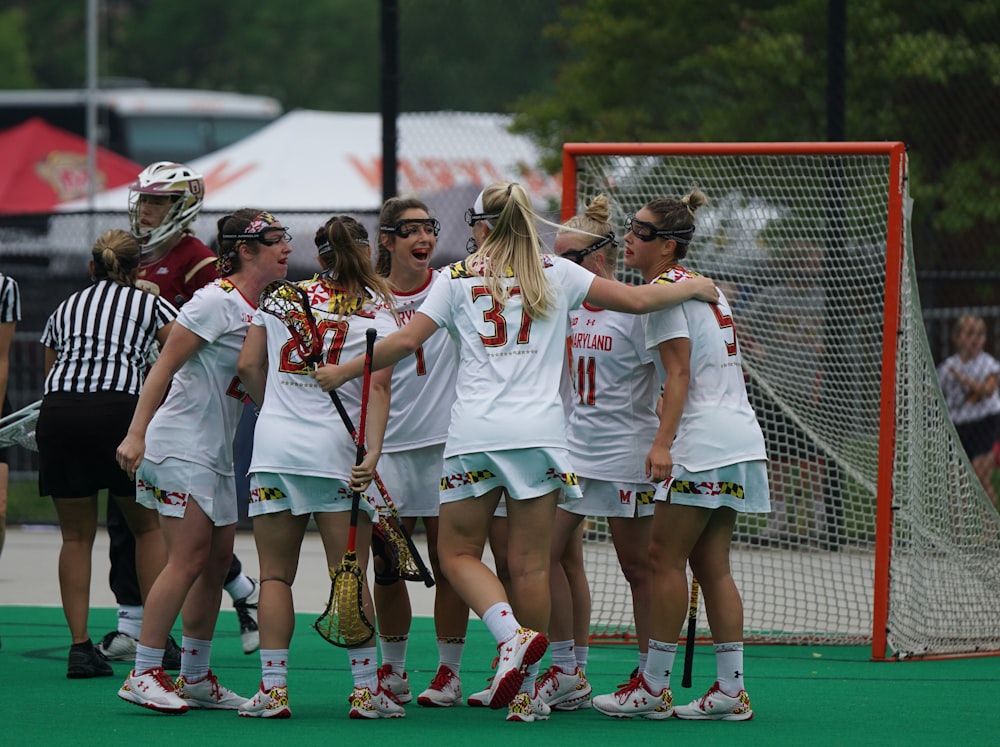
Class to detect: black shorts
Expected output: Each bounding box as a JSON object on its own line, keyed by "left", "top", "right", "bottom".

{"left": 36, "top": 391, "right": 139, "bottom": 498}
{"left": 0, "top": 395, "right": 11, "bottom": 464}
{"left": 955, "top": 414, "right": 999, "bottom": 460}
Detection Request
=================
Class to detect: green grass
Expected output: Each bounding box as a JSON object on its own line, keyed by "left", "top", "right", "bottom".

{"left": 5, "top": 478, "right": 98, "bottom": 525}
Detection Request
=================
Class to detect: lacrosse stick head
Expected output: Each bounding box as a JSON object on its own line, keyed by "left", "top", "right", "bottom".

{"left": 371, "top": 520, "right": 401, "bottom": 586}
{"left": 258, "top": 279, "right": 324, "bottom": 366}
{"left": 313, "top": 552, "right": 374, "bottom": 647}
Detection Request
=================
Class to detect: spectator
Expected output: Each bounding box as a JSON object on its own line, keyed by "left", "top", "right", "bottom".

{"left": 937, "top": 314, "right": 1000, "bottom": 507}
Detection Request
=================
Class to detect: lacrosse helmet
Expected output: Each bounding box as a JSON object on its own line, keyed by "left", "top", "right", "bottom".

{"left": 128, "top": 161, "right": 205, "bottom": 255}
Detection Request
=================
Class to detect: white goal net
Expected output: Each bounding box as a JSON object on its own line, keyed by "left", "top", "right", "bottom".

{"left": 565, "top": 143, "right": 1000, "bottom": 659}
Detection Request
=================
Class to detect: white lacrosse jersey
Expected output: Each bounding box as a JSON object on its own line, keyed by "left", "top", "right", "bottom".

{"left": 249, "top": 277, "right": 397, "bottom": 480}
{"left": 144, "top": 278, "right": 257, "bottom": 475}
{"left": 937, "top": 351, "right": 1000, "bottom": 424}
{"left": 644, "top": 266, "right": 766, "bottom": 472}
{"left": 418, "top": 254, "right": 595, "bottom": 458}
{"left": 382, "top": 269, "right": 459, "bottom": 453}
{"left": 567, "top": 303, "right": 659, "bottom": 482}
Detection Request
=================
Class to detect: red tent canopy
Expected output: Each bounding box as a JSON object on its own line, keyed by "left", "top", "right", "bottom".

{"left": 0, "top": 117, "right": 141, "bottom": 215}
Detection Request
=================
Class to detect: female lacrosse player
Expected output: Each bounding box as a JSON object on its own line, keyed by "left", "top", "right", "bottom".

{"left": 114, "top": 209, "right": 291, "bottom": 714}
{"left": 366, "top": 197, "right": 468, "bottom": 709}
{"left": 36, "top": 231, "right": 176, "bottom": 679}
{"left": 236, "top": 216, "right": 402, "bottom": 720}
{"left": 591, "top": 191, "right": 769, "bottom": 722}
{"left": 101, "top": 160, "right": 260, "bottom": 669}
{"left": 313, "top": 181, "right": 719, "bottom": 722}
{"left": 538, "top": 195, "right": 660, "bottom": 711}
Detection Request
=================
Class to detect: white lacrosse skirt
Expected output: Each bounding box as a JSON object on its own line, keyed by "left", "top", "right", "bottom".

{"left": 653, "top": 460, "right": 770, "bottom": 513}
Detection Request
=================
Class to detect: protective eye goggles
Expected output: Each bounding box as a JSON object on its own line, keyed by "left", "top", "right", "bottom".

{"left": 222, "top": 227, "right": 291, "bottom": 245}
{"left": 624, "top": 214, "right": 695, "bottom": 244}
{"left": 560, "top": 232, "right": 620, "bottom": 264}
{"left": 380, "top": 218, "right": 441, "bottom": 238}
{"left": 464, "top": 207, "right": 501, "bottom": 227}
{"left": 256, "top": 228, "right": 292, "bottom": 246}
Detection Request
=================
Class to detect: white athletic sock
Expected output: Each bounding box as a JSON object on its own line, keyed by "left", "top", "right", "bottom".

{"left": 521, "top": 660, "right": 541, "bottom": 695}
{"left": 378, "top": 634, "right": 408, "bottom": 673}
{"left": 715, "top": 641, "right": 745, "bottom": 695}
{"left": 638, "top": 650, "right": 648, "bottom": 674}
{"left": 261, "top": 648, "right": 288, "bottom": 689}
{"left": 350, "top": 646, "right": 378, "bottom": 691}
{"left": 549, "top": 639, "right": 577, "bottom": 672}
{"left": 574, "top": 644, "right": 589, "bottom": 672}
{"left": 179, "top": 636, "right": 213, "bottom": 682}
{"left": 482, "top": 602, "right": 520, "bottom": 645}
{"left": 643, "top": 639, "right": 677, "bottom": 693}
{"left": 134, "top": 643, "right": 164, "bottom": 674}
{"left": 117, "top": 605, "right": 143, "bottom": 639}
{"left": 224, "top": 573, "right": 255, "bottom": 602}
{"left": 437, "top": 637, "right": 465, "bottom": 675}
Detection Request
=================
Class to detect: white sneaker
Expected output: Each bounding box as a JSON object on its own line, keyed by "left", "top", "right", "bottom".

{"left": 592, "top": 674, "right": 674, "bottom": 720}
{"left": 376, "top": 664, "right": 412, "bottom": 704}
{"left": 96, "top": 631, "right": 138, "bottom": 662}
{"left": 238, "top": 682, "right": 291, "bottom": 719}
{"left": 234, "top": 579, "right": 260, "bottom": 655}
{"left": 506, "top": 691, "right": 551, "bottom": 722}
{"left": 486, "top": 628, "right": 549, "bottom": 709}
{"left": 118, "top": 667, "right": 189, "bottom": 714}
{"left": 673, "top": 681, "right": 753, "bottom": 721}
{"left": 175, "top": 670, "right": 248, "bottom": 709}
{"left": 466, "top": 680, "right": 492, "bottom": 707}
{"left": 535, "top": 665, "right": 592, "bottom": 711}
{"left": 417, "top": 665, "right": 462, "bottom": 707}
{"left": 348, "top": 685, "right": 406, "bottom": 719}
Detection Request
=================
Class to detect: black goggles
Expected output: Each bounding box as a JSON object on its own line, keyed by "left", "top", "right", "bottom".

{"left": 380, "top": 218, "right": 441, "bottom": 238}
{"left": 223, "top": 227, "right": 291, "bottom": 246}
{"left": 624, "top": 214, "right": 695, "bottom": 244}
{"left": 560, "top": 232, "right": 619, "bottom": 264}
{"left": 464, "top": 207, "right": 501, "bottom": 227}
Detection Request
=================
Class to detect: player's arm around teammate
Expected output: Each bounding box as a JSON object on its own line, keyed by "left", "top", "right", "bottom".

{"left": 314, "top": 182, "right": 718, "bottom": 723}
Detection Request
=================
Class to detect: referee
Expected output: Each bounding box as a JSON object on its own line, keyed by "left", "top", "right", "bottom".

{"left": 36, "top": 229, "right": 177, "bottom": 679}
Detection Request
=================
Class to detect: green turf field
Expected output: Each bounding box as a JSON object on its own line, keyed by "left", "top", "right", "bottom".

{"left": 2, "top": 605, "right": 997, "bottom": 746}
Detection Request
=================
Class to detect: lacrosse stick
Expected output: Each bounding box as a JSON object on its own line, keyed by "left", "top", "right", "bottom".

{"left": 257, "top": 280, "right": 433, "bottom": 587}
{"left": 314, "top": 327, "right": 378, "bottom": 647}
{"left": 326, "top": 388, "right": 435, "bottom": 587}
{"left": 256, "top": 280, "right": 375, "bottom": 646}
{"left": 0, "top": 399, "right": 41, "bottom": 450}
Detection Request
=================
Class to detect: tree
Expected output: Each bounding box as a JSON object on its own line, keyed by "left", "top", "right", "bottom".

{"left": 512, "top": 0, "right": 1000, "bottom": 295}
{"left": 0, "top": 8, "right": 36, "bottom": 89}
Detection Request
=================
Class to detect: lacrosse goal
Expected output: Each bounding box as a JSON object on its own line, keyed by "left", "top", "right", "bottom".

{"left": 563, "top": 141, "right": 1000, "bottom": 660}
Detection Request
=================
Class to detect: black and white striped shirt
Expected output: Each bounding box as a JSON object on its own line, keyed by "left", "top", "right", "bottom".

{"left": 0, "top": 273, "right": 20, "bottom": 324}
{"left": 41, "top": 280, "right": 178, "bottom": 395}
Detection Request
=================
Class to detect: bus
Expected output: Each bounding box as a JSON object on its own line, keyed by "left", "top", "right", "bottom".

{"left": 0, "top": 84, "right": 282, "bottom": 165}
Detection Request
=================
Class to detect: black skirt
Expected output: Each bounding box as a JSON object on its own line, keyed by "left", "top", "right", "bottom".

{"left": 36, "top": 391, "right": 140, "bottom": 498}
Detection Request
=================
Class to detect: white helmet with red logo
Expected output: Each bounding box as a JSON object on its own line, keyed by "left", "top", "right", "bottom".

{"left": 128, "top": 161, "right": 205, "bottom": 255}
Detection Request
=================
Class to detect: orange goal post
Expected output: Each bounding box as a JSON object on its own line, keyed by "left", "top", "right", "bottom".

{"left": 562, "top": 141, "right": 1000, "bottom": 660}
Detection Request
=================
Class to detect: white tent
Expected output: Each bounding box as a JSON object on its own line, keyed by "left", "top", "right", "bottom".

{"left": 66, "top": 109, "right": 561, "bottom": 211}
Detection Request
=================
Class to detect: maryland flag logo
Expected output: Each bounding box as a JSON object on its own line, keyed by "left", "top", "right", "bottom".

{"left": 671, "top": 480, "right": 745, "bottom": 500}
{"left": 651, "top": 265, "right": 701, "bottom": 285}
{"left": 441, "top": 469, "right": 497, "bottom": 491}
{"left": 302, "top": 278, "right": 376, "bottom": 319}
{"left": 138, "top": 479, "right": 189, "bottom": 508}
{"left": 249, "top": 486, "right": 287, "bottom": 505}
{"left": 217, "top": 278, "right": 238, "bottom": 293}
